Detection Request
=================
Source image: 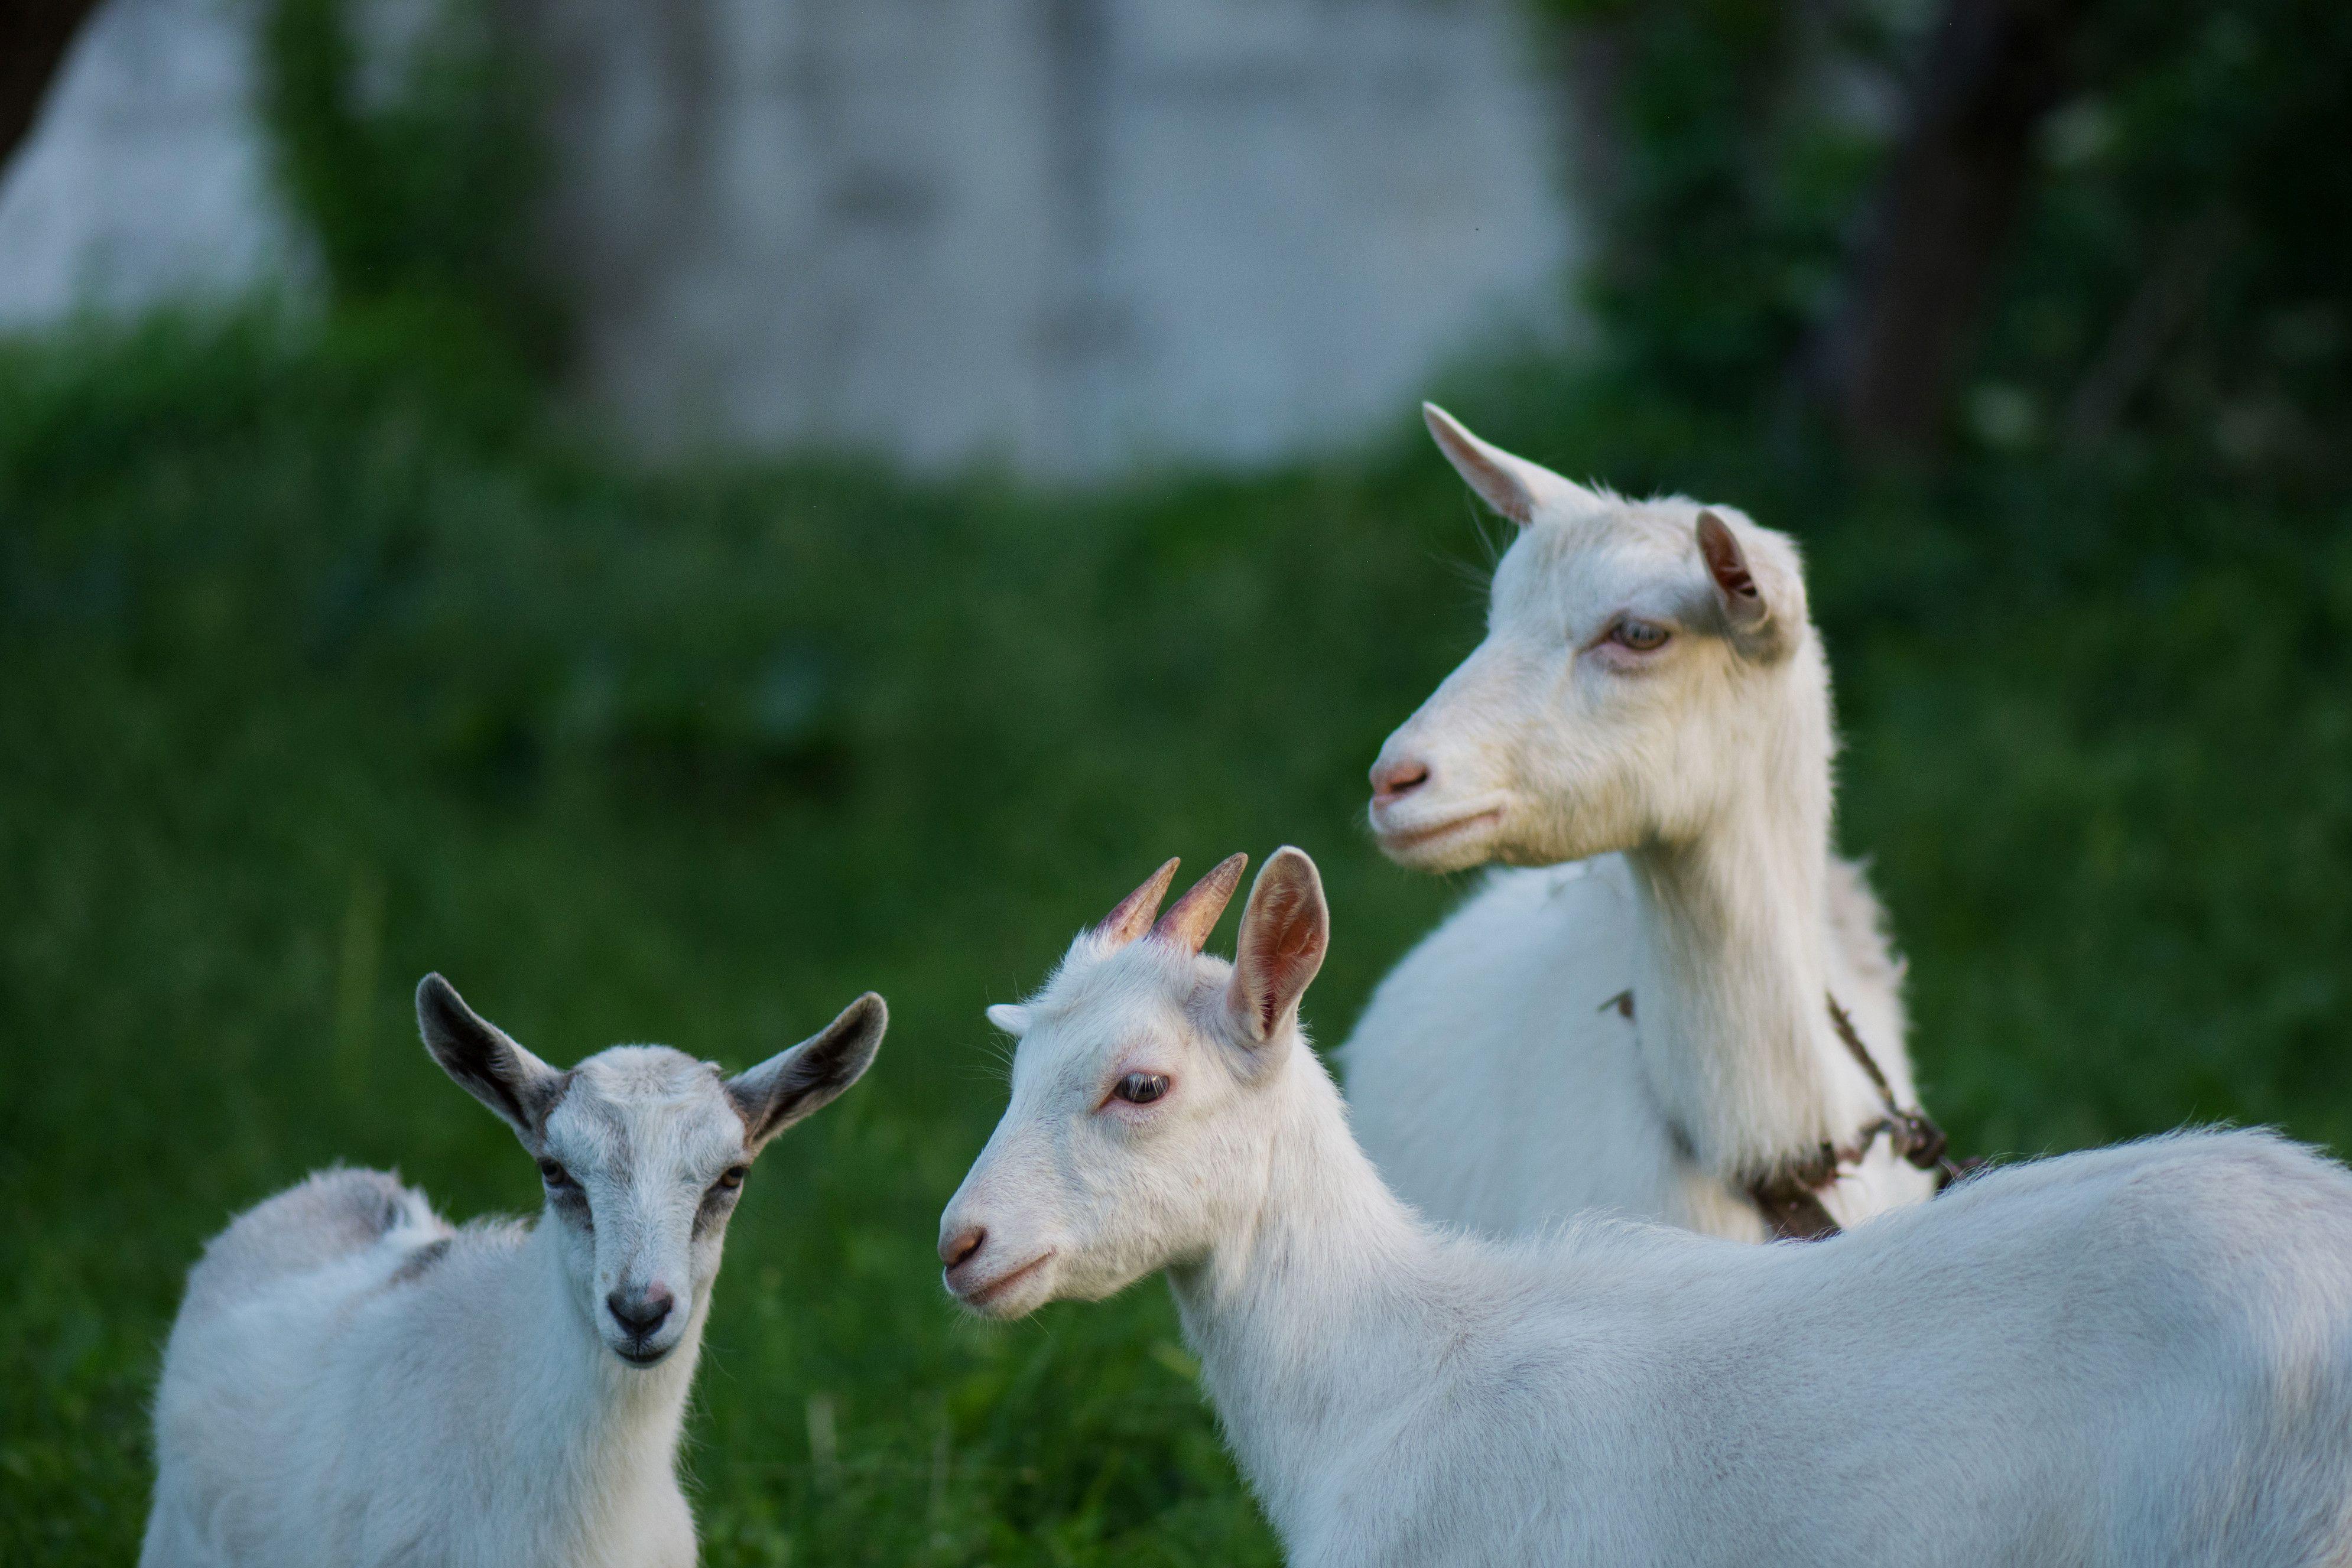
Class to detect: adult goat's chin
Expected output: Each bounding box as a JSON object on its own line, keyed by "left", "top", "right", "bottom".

{"left": 1369, "top": 796, "right": 1509, "bottom": 870}
{"left": 947, "top": 1251, "right": 1057, "bottom": 1320}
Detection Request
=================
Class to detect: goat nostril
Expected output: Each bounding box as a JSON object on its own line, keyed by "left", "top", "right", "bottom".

{"left": 1372, "top": 759, "right": 1431, "bottom": 802}
{"left": 606, "top": 1287, "right": 674, "bottom": 1335}
{"left": 941, "top": 1225, "right": 986, "bottom": 1271}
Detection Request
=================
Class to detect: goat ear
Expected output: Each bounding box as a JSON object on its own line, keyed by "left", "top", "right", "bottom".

{"left": 416, "top": 974, "right": 565, "bottom": 1142}
{"left": 1152, "top": 852, "right": 1248, "bottom": 954}
{"left": 1226, "top": 848, "right": 1330, "bottom": 1045}
{"left": 1096, "top": 857, "right": 1180, "bottom": 949}
{"left": 1695, "top": 509, "right": 1779, "bottom": 653}
{"left": 985, "top": 1003, "right": 1032, "bottom": 1037}
{"left": 727, "top": 992, "right": 887, "bottom": 1151}
{"left": 1424, "top": 402, "right": 1596, "bottom": 526}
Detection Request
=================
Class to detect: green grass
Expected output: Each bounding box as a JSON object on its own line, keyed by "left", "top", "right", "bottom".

{"left": 3, "top": 316, "right": 2348, "bottom": 1564}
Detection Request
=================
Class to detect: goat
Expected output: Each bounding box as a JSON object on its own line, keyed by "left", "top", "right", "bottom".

{"left": 1343, "top": 404, "right": 1932, "bottom": 1241}
{"left": 139, "top": 976, "right": 887, "bottom": 1568}
{"left": 944, "top": 850, "right": 2352, "bottom": 1567}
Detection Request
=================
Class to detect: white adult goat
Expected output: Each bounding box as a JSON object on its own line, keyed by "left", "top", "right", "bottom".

{"left": 1344, "top": 404, "right": 1935, "bottom": 1241}
{"left": 944, "top": 849, "right": 2352, "bottom": 1568}
{"left": 140, "top": 975, "right": 886, "bottom": 1568}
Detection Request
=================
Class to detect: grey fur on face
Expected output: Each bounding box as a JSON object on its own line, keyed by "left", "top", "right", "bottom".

{"left": 412, "top": 975, "right": 888, "bottom": 1365}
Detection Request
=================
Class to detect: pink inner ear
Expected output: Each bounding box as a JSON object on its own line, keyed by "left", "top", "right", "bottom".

{"left": 1697, "top": 510, "right": 1762, "bottom": 606}
{"left": 1232, "top": 862, "right": 1328, "bottom": 1038}
{"left": 1252, "top": 913, "right": 1320, "bottom": 1033}
{"left": 1450, "top": 447, "right": 1532, "bottom": 525}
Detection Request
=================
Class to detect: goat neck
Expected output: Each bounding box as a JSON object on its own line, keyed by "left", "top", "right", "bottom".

{"left": 505, "top": 1219, "right": 704, "bottom": 1531}
{"left": 1165, "top": 1040, "right": 1444, "bottom": 1537}
{"left": 1620, "top": 687, "right": 1875, "bottom": 1180}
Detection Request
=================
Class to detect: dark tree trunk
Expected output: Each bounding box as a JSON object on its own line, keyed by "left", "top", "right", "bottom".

{"left": 1, "top": 0, "right": 103, "bottom": 173}
{"left": 1810, "top": 0, "right": 2091, "bottom": 453}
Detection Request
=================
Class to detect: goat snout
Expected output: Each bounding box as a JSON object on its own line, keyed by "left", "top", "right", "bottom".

{"left": 940, "top": 1225, "right": 986, "bottom": 1271}
{"left": 606, "top": 1285, "right": 675, "bottom": 1339}
{"left": 1370, "top": 756, "right": 1431, "bottom": 805}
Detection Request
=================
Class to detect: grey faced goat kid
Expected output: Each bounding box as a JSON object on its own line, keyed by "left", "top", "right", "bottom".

{"left": 141, "top": 975, "right": 886, "bottom": 1568}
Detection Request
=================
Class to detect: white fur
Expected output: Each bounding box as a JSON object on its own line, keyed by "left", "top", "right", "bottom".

{"left": 1344, "top": 404, "right": 1931, "bottom": 1240}
{"left": 944, "top": 851, "right": 2352, "bottom": 1567}
{"left": 140, "top": 983, "right": 884, "bottom": 1568}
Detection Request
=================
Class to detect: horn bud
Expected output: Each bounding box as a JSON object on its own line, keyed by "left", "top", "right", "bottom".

{"left": 1151, "top": 853, "right": 1249, "bottom": 954}
{"left": 1097, "top": 857, "right": 1181, "bottom": 948}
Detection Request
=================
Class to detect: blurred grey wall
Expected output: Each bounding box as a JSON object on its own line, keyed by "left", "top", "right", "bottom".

{"left": 0, "top": 0, "right": 1577, "bottom": 479}
{"left": 0, "top": 0, "right": 310, "bottom": 330}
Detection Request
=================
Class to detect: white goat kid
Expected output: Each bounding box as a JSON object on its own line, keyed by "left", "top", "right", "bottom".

{"left": 1344, "top": 403, "right": 1932, "bottom": 1241}
{"left": 943, "top": 851, "right": 2352, "bottom": 1568}
{"left": 140, "top": 976, "right": 887, "bottom": 1568}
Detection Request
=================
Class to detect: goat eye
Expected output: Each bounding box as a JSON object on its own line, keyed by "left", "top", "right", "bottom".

{"left": 715, "top": 1167, "right": 746, "bottom": 1192}
{"left": 1609, "top": 618, "right": 1670, "bottom": 652}
{"left": 537, "top": 1160, "right": 576, "bottom": 1189}
{"left": 1112, "top": 1072, "right": 1170, "bottom": 1106}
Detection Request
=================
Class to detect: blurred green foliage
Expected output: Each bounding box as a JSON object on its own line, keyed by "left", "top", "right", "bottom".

{"left": 261, "top": 0, "right": 558, "bottom": 378}
{"left": 1986, "top": 0, "right": 2352, "bottom": 467}
{"left": 1543, "top": 0, "right": 1898, "bottom": 403}
{"left": 1544, "top": 0, "right": 2352, "bottom": 461}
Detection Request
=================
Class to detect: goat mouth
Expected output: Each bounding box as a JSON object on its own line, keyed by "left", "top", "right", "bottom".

{"left": 1372, "top": 804, "right": 1505, "bottom": 855}
{"left": 950, "top": 1251, "right": 1054, "bottom": 1313}
{"left": 614, "top": 1341, "right": 674, "bottom": 1368}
